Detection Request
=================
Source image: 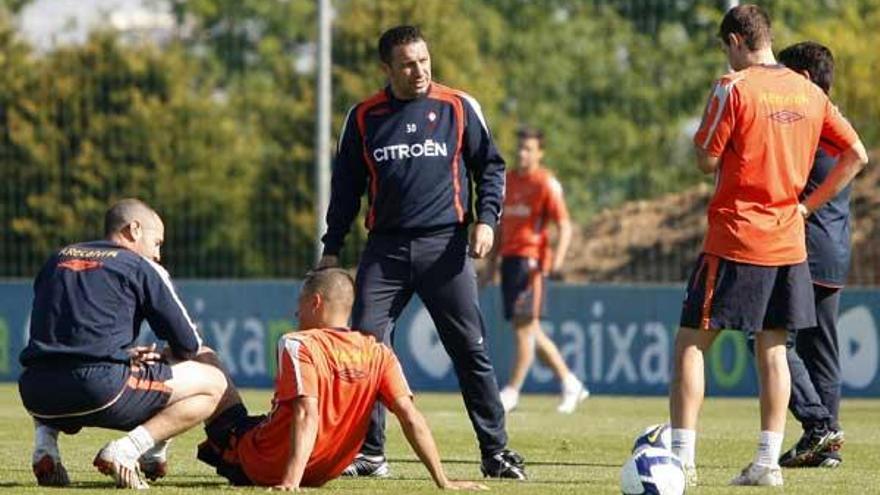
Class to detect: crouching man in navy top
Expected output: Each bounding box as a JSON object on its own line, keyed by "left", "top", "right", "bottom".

{"left": 19, "top": 199, "right": 239, "bottom": 489}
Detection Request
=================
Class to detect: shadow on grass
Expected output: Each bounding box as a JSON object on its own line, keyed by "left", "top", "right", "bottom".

{"left": 388, "top": 457, "right": 621, "bottom": 468}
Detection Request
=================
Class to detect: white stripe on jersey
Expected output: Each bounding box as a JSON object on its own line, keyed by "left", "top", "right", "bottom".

{"left": 548, "top": 176, "right": 564, "bottom": 198}
{"left": 458, "top": 92, "right": 490, "bottom": 135}
{"left": 337, "top": 105, "right": 358, "bottom": 154}
{"left": 700, "top": 76, "right": 742, "bottom": 150}
{"left": 145, "top": 258, "right": 202, "bottom": 346}
{"left": 283, "top": 337, "right": 305, "bottom": 394}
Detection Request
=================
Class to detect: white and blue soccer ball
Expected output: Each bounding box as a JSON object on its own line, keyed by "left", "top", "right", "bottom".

{"left": 632, "top": 423, "right": 672, "bottom": 453}
{"left": 620, "top": 447, "right": 686, "bottom": 495}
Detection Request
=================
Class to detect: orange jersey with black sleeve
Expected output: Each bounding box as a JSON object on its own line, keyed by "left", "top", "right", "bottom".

{"left": 499, "top": 167, "right": 569, "bottom": 265}
{"left": 236, "top": 328, "right": 411, "bottom": 487}
{"left": 693, "top": 65, "right": 859, "bottom": 266}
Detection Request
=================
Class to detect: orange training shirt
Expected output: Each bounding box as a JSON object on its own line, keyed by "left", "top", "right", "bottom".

{"left": 236, "top": 328, "right": 411, "bottom": 487}
{"left": 500, "top": 166, "right": 569, "bottom": 266}
{"left": 693, "top": 65, "right": 858, "bottom": 266}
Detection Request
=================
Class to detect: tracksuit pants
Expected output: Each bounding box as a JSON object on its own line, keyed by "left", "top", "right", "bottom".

{"left": 787, "top": 284, "right": 842, "bottom": 432}
{"left": 351, "top": 226, "right": 507, "bottom": 458}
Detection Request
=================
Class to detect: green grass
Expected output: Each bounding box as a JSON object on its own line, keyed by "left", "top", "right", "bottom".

{"left": 1, "top": 383, "right": 878, "bottom": 493}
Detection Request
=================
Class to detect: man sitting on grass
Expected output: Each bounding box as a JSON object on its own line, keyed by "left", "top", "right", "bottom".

{"left": 197, "top": 268, "right": 488, "bottom": 491}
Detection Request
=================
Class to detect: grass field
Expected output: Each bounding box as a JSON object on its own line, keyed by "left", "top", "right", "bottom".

{"left": 1, "top": 383, "right": 878, "bottom": 494}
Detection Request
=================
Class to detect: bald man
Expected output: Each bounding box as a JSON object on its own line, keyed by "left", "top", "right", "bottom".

{"left": 19, "top": 198, "right": 236, "bottom": 489}
{"left": 197, "top": 268, "right": 487, "bottom": 491}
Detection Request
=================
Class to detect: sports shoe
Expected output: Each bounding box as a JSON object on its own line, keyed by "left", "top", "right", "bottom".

{"left": 139, "top": 441, "right": 169, "bottom": 481}
{"left": 33, "top": 453, "right": 70, "bottom": 487}
{"left": 812, "top": 450, "right": 842, "bottom": 468}
{"left": 481, "top": 449, "right": 527, "bottom": 480}
{"left": 139, "top": 458, "right": 167, "bottom": 482}
{"left": 499, "top": 387, "right": 519, "bottom": 413}
{"left": 340, "top": 453, "right": 390, "bottom": 478}
{"left": 729, "top": 462, "right": 783, "bottom": 486}
{"left": 93, "top": 441, "right": 150, "bottom": 489}
{"left": 779, "top": 429, "right": 844, "bottom": 468}
{"left": 557, "top": 380, "right": 589, "bottom": 414}
{"left": 683, "top": 463, "right": 697, "bottom": 487}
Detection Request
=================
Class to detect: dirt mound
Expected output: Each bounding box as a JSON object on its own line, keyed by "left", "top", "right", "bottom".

{"left": 566, "top": 151, "right": 880, "bottom": 284}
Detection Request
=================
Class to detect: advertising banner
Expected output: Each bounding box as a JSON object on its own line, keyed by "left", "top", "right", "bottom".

{"left": 2, "top": 281, "right": 877, "bottom": 397}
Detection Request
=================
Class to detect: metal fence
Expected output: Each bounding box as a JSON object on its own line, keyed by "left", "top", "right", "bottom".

{"left": 2, "top": 0, "right": 877, "bottom": 284}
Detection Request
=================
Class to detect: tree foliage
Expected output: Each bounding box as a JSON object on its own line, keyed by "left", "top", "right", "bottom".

{"left": 2, "top": 0, "right": 878, "bottom": 277}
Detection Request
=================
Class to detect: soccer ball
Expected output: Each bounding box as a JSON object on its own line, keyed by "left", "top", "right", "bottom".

{"left": 632, "top": 423, "right": 672, "bottom": 453}
{"left": 620, "top": 447, "right": 686, "bottom": 495}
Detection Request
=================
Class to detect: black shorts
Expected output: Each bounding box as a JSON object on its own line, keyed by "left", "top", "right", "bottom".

{"left": 501, "top": 256, "right": 545, "bottom": 321}
{"left": 20, "top": 361, "right": 173, "bottom": 433}
{"left": 197, "top": 404, "right": 264, "bottom": 486}
{"left": 680, "top": 253, "right": 816, "bottom": 333}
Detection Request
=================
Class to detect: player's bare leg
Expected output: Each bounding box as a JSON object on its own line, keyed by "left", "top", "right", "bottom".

{"left": 670, "top": 326, "right": 719, "bottom": 486}
{"left": 730, "top": 329, "right": 788, "bottom": 486}
{"left": 94, "top": 347, "right": 231, "bottom": 488}
{"left": 499, "top": 317, "right": 538, "bottom": 412}
{"left": 534, "top": 330, "right": 588, "bottom": 413}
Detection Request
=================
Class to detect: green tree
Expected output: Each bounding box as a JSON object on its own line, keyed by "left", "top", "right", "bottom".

{"left": 1, "top": 27, "right": 261, "bottom": 276}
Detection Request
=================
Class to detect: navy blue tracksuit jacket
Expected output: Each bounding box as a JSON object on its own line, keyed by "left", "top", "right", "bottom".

{"left": 322, "top": 83, "right": 505, "bottom": 255}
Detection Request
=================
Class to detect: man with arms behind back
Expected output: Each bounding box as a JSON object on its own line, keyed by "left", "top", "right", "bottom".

{"left": 670, "top": 4, "right": 868, "bottom": 487}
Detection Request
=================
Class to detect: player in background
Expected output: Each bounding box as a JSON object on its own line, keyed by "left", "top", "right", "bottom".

{"left": 18, "top": 199, "right": 236, "bottom": 489}
{"left": 773, "top": 41, "right": 849, "bottom": 469}
{"left": 481, "top": 127, "right": 587, "bottom": 414}
{"left": 670, "top": 4, "right": 868, "bottom": 487}
{"left": 317, "top": 25, "right": 525, "bottom": 480}
{"left": 196, "top": 268, "right": 488, "bottom": 491}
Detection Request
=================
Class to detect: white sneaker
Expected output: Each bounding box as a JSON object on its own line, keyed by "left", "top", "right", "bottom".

{"left": 683, "top": 463, "right": 697, "bottom": 488}
{"left": 729, "top": 462, "right": 783, "bottom": 486}
{"left": 93, "top": 440, "right": 150, "bottom": 489}
{"left": 499, "top": 387, "right": 519, "bottom": 413}
{"left": 340, "top": 453, "right": 390, "bottom": 477}
{"left": 556, "top": 380, "right": 589, "bottom": 414}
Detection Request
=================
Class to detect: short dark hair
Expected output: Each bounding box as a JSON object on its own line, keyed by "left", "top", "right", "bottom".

{"left": 778, "top": 41, "right": 834, "bottom": 95}
{"left": 301, "top": 268, "right": 355, "bottom": 309}
{"left": 719, "top": 4, "right": 772, "bottom": 51}
{"left": 517, "top": 126, "right": 545, "bottom": 149}
{"left": 378, "top": 25, "right": 425, "bottom": 64}
{"left": 104, "top": 198, "right": 156, "bottom": 236}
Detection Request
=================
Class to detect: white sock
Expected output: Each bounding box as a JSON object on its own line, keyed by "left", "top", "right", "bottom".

{"left": 125, "top": 426, "right": 156, "bottom": 457}
{"left": 754, "top": 431, "right": 784, "bottom": 467}
{"left": 33, "top": 421, "right": 60, "bottom": 460}
{"left": 671, "top": 428, "right": 696, "bottom": 466}
{"left": 562, "top": 373, "right": 582, "bottom": 392}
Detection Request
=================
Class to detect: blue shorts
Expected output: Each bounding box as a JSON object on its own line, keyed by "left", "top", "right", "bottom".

{"left": 501, "top": 256, "right": 545, "bottom": 321}
{"left": 19, "top": 361, "right": 173, "bottom": 433}
{"left": 679, "top": 253, "right": 816, "bottom": 333}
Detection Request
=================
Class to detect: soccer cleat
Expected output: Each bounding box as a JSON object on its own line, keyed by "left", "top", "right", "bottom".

{"left": 729, "top": 462, "right": 783, "bottom": 486}
{"left": 779, "top": 429, "right": 844, "bottom": 468}
{"left": 557, "top": 381, "right": 589, "bottom": 414}
{"left": 93, "top": 441, "right": 150, "bottom": 489}
{"left": 813, "top": 450, "right": 842, "bottom": 468}
{"left": 139, "top": 440, "right": 170, "bottom": 482}
{"left": 481, "top": 449, "right": 527, "bottom": 480}
{"left": 683, "top": 463, "right": 697, "bottom": 488}
{"left": 499, "top": 387, "right": 520, "bottom": 413}
{"left": 340, "top": 453, "right": 390, "bottom": 478}
{"left": 139, "top": 458, "right": 167, "bottom": 482}
{"left": 32, "top": 454, "right": 70, "bottom": 487}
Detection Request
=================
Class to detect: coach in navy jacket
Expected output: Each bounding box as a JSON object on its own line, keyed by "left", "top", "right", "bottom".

{"left": 318, "top": 25, "right": 525, "bottom": 480}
